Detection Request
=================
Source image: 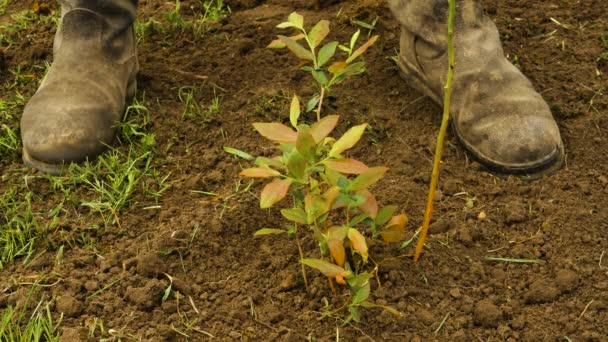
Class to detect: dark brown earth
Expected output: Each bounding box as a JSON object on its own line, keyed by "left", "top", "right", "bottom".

{"left": 1, "top": 0, "right": 607, "bottom": 340}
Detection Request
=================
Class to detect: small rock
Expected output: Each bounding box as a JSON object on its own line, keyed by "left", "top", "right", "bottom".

{"left": 429, "top": 219, "right": 453, "bottom": 235}
{"left": 60, "top": 327, "right": 82, "bottom": 342}
{"left": 449, "top": 288, "right": 461, "bottom": 299}
{"left": 525, "top": 279, "right": 560, "bottom": 303}
{"left": 473, "top": 300, "right": 503, "bottom": 327}
{"left": 477, "top": 211, "right": 487, "bottom": 221}
{"left": 555, "top": 269, "right": 579, "bottom": 293}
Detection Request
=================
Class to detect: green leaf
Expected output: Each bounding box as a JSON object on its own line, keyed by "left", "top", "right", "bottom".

{"left": 290, "top": 95, "right": 300, "bottom": 128}
{"left": 223, "top": 146, "right": 254, "bottom": 160}
{"left": 347, "top": 166, "right": 388, "bottom": 191}
{"left": 254, "top": 228, "right": 287, "bottom": 236}
{"left": 334, "top": 62, "right": 366, "bottom": 81}
{"left": 347, "top": 228, "right": 368, "bottom": 263}
{"left": 310, "top": 115, "right": 339, "bottom": 143}
{"left": 239, "top": 168, "right": 281, "bottom": 178}
{"left": 260, "top": 178, "right": 292, "bottom": 208}
{"left": 351, "top": 282, "right": 370, "bottom": 305}
{"left": 346, "top": 35, "right": 379, "bottom": 64}
{"left": 281, "top": 208, "right": 307, "bottom": 224}
{"left": 350, "top": 29, "right": 361, "bottom": 51}
{"left": 287, "top": 150, "right": 307, "bottom": 180}
{"left": 276, "top": 22, "right": 296, "bottom": 29}
{"left": 255, "top": 156, "right": 285, "bottom": 170}
{"left": 348, "top": 305, "right": 362, "bottom": 323}
{"left": 278, "top": 35, "right": 314, "bottom": 61}
{"left": 311, "top": 69, "right": 329, "bottom": 86}
{"left": 296, "top": 131, "right": 317, "bottom": 161}
{"left": 350, "top": 213, "right": 369, "bottom": 227}
{"left": 308, "top": 20, "right": 330, "bottom": 48}
{"left": 347, "top": 272, "right": 373, "bottom": 289}
{"left": 253, "top": 122, "right": 297, "bottom": 143}
{"left": 329, "top": 123, "right": 368, "bottom": 157}
{"left": 306, "top": 94, "right": 320, "bottom": 112}
{"left": 324, "top": 158, "right": 369, "bottom": 174}
{"left": 287, "top": 12, "right": 304, "bottom": 30}
{"left": 375, "top": 205, "right": 396, "bottom": 226}
{"left": 318, "top": 41, "right": 338, "bottom": 67}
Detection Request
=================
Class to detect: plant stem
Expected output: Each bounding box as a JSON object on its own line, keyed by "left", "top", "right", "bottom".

{"left": 295, "top": 225, "right": 310, "bottom": 291}
{"left": 315, "top": 87, "right": 325, "bottom": 122}
{"left": 414, "top": 0, "right": 456, "bottom": 262}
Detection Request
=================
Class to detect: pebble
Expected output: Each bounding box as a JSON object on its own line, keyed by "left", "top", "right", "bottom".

{"left": 555, "top": 269, "right": 579, "bottom": 293}
{"left": 473, "top": 300, "right": 503, "bottom": 327}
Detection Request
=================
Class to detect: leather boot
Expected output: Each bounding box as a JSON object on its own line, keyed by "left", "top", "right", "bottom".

{"left": 389, "top": 0, "right": 564, "bottom": 174}
{"left": 21, "top": 0, "right": 139, "bottom": 175}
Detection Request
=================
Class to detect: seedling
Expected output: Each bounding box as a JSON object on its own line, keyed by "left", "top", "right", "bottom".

{"left": 228, "top": 13, "right": 404, "bottom": 322}
{"left": 267, "top": 12, "right": 378, "bottom": 121}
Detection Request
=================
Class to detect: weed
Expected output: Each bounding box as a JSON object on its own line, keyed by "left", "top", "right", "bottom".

{"left": 0, "top": 290, "right": 62, "bottom": 341}
{"left": 164, "top": 0, "right": 229, "bottom": 38}
{"left": 0, "top": 189, "right": 39, "bottom": 268}
{"left": 229, "top": 13, "right": 404, "bottom": 323}
{"left": 178, "top": 86, "right": 220, "bottom": 125}
{"left": 0, "top": 124, "right": 20, "bottom": 161}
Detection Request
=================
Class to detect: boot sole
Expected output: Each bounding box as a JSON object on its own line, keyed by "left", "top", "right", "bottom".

{"left": 397, "top": 64, "right": 565, "bottom": 177}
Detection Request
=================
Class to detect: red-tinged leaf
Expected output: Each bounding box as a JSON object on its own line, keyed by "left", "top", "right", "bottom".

{"left": 346, "top": 35, "right": 379, "bottom": 64}
{"left": 267, "top": 33, "right": 305, "bottom": 49}
{"left": 239, "top": 168, "right": 280, "bottom": 178}
{"left": 380, "top": 214, "right": 408, "bottom": 243}
{"left": 329, "top": 123, "right": 368, "bottom": 157}
{"left": 328, "top": 61, "right": 348, "bottom": 74}
{"left": 347, "top": 166, "right": 389, "bottom": 191}
{"left": 324, "top": 158, "right": 370, "bottom": 174}
{"left": 311, "top": 186, "right": 340, "bottom": 219}
{"left": 300, "top": 258, "right": 345, "bottom": 278}
{"left": 308, "top": 19, "right": 330, "bottom": 48}
{"left": 327, "top": 226, "right": 348, "bottom": 266}
{"left": 309, "top": 115, "right": 339, "bottom": 143}
{"left": 347, "top": 228, "right": 368, "bottom": 262}
{"left": 253, "top": 122, "right": 297, "bottom": 143}
{"left": 254, "top": 228, "right": 286, "bottom": 236}
{"left": 278, "top": 35, "right": 314, "bottom": 61}
{"left": 357, "top": 189, "right": 378, "bottom": 219}
{"left": 260, "top": 178, "right": 292, "bottom": 209}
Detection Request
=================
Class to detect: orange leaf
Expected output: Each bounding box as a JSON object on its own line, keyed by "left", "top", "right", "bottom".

{"left": 347, "top": 228, "right": 368, "bottom": 262}
{"left": 379, "top": 214, "right": 408, "bottom": 243}
{"left": 239, "top": 168, "right": 280, "bottom": 178}
{"left": 311, "top": 186, "right": 340, "bottom": 219}
{"left": 357, "top": 189, "right": 378, "bottom": 219}
{"left": 301, "top": 258, "right": 345, "bottom": 278}
{"left": 324, "top": 158, "right": 370, "bottom": 175}
{"left": 327, "top": 226, "right": 348, "bottom": 266}
{"left": 346, "top": 35, "right": 379, "bottom": 64}
{"left": 328, "top": 61, "right": 348, "bottom": 74}
{"left": 309, "top": 115, "right": 339, "bottom": 143}
{"left": 260, "top": 178, "right": 292, "bottom": 208}
{"left": 253, "top": 123, "right": 297, "bottom": 143}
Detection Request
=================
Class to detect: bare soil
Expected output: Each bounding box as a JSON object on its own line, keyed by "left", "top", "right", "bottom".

{"left": 1, "top": 0, "right": 607, "bottom": 341}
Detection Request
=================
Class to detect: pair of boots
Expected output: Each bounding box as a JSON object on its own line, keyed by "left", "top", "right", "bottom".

{"left": 21, "top": 0, "right": 564, "bottom": 175}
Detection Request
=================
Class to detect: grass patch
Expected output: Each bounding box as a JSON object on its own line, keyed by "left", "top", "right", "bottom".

{"left": 0, "top": 286, "right": 62, "bottom": 341}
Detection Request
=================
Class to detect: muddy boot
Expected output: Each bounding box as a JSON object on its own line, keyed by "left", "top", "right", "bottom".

{"left": 389, "top": 0, "right": 564, "bottom": 174}
{"left": 20, "top": 0, "right": 139, "bottom": 175}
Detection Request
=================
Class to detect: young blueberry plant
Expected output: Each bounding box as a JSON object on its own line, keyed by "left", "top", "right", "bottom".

{"left": 227, "top": 13, "right": 404, "bottom": 322}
